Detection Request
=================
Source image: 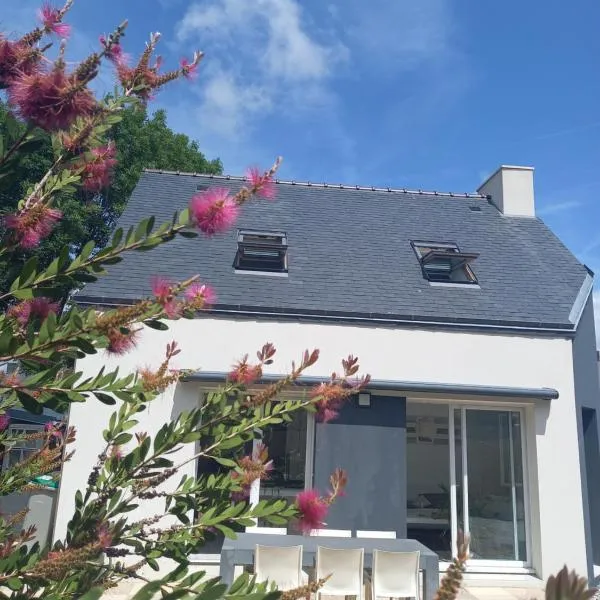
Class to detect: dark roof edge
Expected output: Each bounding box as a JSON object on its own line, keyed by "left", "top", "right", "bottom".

{"left": 142, "top": 169, "right": 487, "bottom": 200}
{"left": 183, "top": 371, "right": 559, "bottom": 400}
{"left": 75, "top": 297, "right": 576, "bottom": 337}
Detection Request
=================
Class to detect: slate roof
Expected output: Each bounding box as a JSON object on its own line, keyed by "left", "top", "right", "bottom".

{"left": 76, "top": 170, "right": 591, "bottom": 331}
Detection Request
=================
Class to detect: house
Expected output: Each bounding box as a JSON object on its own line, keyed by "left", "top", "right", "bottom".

{"left": 55, "top": 165, "right": 600, "bottom": 584}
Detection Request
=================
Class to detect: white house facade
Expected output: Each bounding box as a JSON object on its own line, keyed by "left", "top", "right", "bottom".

{"left": 55, "top": 165, "right": 600, "bottom": 585}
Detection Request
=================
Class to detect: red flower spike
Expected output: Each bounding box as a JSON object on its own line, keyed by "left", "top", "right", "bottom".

{"left": 80, "top": 143, "right": 117, "bottom": 192}
{"left": 189, "top": 188, "right": 239, "bottom": 235}
{"left": 8, "top": 297, "right": 59, "bottom": 327}
{"left": 38, "top": 3, "right": 71, "bottom": 38}
{"left": 295, "top": 489, "right": 329, "bottom": 533}
{"left": 229, "top": 355, "right": 263, "bottom": 385}
{"left": 0, "top": 37, "right": 39, "bottom": 86}
{"left": 8, "top": 65, "right": 96, "bottom": 131}
{"left": 107, "top": 328, "right": 139, "bottom": 355}
{"left": 246, "top": 166, "right": 277, "bottom": 200}
{"left": 0, "top": 414, "right": 10, "bottom": 432}
{"left": 4, "top": 205, "right": 62, "bottom": 249}
{"left": 184, "top": 282, "right": 216, "bottom": 307}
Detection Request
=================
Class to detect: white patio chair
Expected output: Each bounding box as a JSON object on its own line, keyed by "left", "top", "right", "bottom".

{"left": 316, "top": 546, "right": 364, "bottom": 600}
{"left": 246, "top": 526, "right": 287, "bottom": 535}
{"left": 309, "top": 528, "right": 352, "bottom": 537}
{"left": 371, "top": 550, "right": 420, "bottom": 600}
{"left": 355, "top": 530, "right": 396, "bottom": 539}
{"left": 254, "top": 544, "right": 305, "bottom": 590}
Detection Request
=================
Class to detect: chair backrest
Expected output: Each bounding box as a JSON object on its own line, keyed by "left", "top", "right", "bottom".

{"left": 246, "top": 526, "right": 287, "bottom": 535}
{"left": 316, "top": 546, "right": 364, "bottom": 595}
{"left": 355, "top": 530, "right": 396, "bottom": 539}
{"left": 255, "top": 544, "right": 302, "bottom": 591}
{"left": 309, "top": 529, "right": 352, "bottom": 537}
{"left": 372, "top": 550, "right": 420, "bottom": 598}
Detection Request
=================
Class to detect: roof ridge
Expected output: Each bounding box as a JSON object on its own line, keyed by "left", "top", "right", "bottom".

{"left": 142, "top": 168, "right": 487, "bottom": 200}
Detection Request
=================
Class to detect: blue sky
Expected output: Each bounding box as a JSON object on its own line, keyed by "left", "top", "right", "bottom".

{"left": 3, "top": 0, "right": 600, "bottom": 334}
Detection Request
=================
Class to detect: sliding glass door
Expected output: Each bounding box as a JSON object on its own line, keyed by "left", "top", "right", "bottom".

{"left": 407, "top": 402, "right": 530, "bottom": 567}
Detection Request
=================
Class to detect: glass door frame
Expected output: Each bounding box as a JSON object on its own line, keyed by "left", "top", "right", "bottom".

{"left": 249, "top": 410, "right": 316, "bottom": 507}
{"left": 448, "top": 403, "right": 532, "bottom": 569}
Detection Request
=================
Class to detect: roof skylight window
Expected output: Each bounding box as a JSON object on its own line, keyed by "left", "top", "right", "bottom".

{"left": 234, "top": 230, "right": 288, "bottom": 274}
{"left": 412, "top": 241, "right": 478, "bottom": 284}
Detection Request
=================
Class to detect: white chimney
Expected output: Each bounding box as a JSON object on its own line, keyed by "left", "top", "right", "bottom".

{"left": 477, "top": 165, "right": 535, "bottom": 217}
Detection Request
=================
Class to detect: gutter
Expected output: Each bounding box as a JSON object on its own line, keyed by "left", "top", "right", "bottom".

{"left": 183, "top": 372, "right": 559, "bottom": 400}
{"left": 75, "top": 298, "right": 576, "bottom": 337}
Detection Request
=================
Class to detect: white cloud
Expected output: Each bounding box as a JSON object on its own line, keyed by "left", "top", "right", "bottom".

{"left": 174, "top": 0, "right": 348, "bottom": 144}
{"left": 177, "top": 0, "right": 345, "bottom": 82}
{"left": 198, "top": 69, "right": 272, "bottom": 139}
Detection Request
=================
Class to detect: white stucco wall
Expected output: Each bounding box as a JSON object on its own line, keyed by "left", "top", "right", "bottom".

{"left": 56, "top": 317, "right": 587, "bottom": 579}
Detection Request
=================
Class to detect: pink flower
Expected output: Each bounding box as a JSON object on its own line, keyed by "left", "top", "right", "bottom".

{"left": 246, "top": 167, "right": 277, "bottom": 200}
{"left": 295, "top": 489, "right": 329, "bottom": 533}
{"left": 229, "top": 356, "right": 263, "bottom": 386}
{"left": 151, "top": 276, "right": 180, "bottom": 318}
{"left": 4, "top": 205, "right": 62, "bottom": 249}
{"left": 8, "top": 66, "right": 96, "bottom": 131}
{"left": 96, "top": 523, "right": 113, "bottom": 549}
{"left": 44, "top": 421, "right": 63, "bottom": 440}
{"left": 107, "top": 328, "right": 139, "bottom": 355}
{"left": 180, "top": 57, "right": 198, "bottom": 80}
{"left": 184, "top": 282, "right": 216, "bottom": 307}
{"left": 0, "top": 414, "right": 10, "bottom": 432}
{"left": 0, "top": 37, "right": 39, "bottom": 86}
{"left": 99, "top": 36, "right": 127, "bottom": 65}
{"left": 8, "top": 297, "right": 59, "bottom": 327}
{"left": 189, "top": 188, "right": 239, "bottom": 235}
{"left": 80, "top": 143, "right": 118, "bottom": 192}
{"left": 38, "top": 3, "right": 71, "bottom": 38}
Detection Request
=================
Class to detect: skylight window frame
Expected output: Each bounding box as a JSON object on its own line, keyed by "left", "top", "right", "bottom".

{"left": 411, "top": 240, "right": 479, "bottom": 285}
{"left": 234, "top": 229, "right": 288, "bottom": 274}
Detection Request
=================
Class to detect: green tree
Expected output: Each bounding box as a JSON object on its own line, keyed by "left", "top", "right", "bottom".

{"left": 0, "top": 102, "right": 222, "bottom": 301}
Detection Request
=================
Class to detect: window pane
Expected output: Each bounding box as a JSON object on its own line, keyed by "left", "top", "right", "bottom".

{"left": 260, "top": 410, "right": 308, "bottom": 500}
{"left": 406, "top": 402, "right": 452, "bottom": 560}
{"left": 466, "top": 410, "right": 526, "bottom": 561}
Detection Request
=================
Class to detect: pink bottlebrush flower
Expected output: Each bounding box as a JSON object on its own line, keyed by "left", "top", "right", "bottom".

{"left": 38, "top": 3, "right": 71, "bottom": 38}
{"left": 106, "top": 328, "right": 139, "bottom": 355}
{"left": 180, "top": 57, "right": 198, "bottom": 80}
{"left": 99, "top": 36, "right": 128, "bottom": 65}
{"left": 4, "top": 205, "right": 62, "bottom": 249}
{"left": 246, "top": 166, "right": 277, "bottom": 200}
{"left": 44, "top": 421, "right": 63, "bottom": 440}
{"left": 8, "top": 297, "right": 59, "bottom": 327}
{"left": 151, "top": 276, "right": 180, "bottom": 318}
{"left": 80, "top": 143, "right": 118, "bottom": 192}
{"left": 110, "top": 444, "right": 122, "bottom": 460}
{"left": 189, "top": 188, "right": 239, "bottom": 235}
{"left": 96, "top": 523, "right": 113, "bottom": 549}
{"left": 0, "top": 414, "right": 10, "bottom": 432}
{"left": 295, "top": 489, "right": 329, "bottom": 533}
{"left": 9, "top": 66, "right": 96, "bottom": 131}
{"left": 229, "top": 355, "right": 263, "bottom": 386}
{"left": 184, "top": 282, "right": 216, "bottom": 307}
{"left": 0, "top": 37, "right": 39, "bottom": 85}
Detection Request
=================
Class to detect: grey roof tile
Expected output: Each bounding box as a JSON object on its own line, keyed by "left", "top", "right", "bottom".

{"left": 77, "top": 171, "right": 590, "bottom": 330}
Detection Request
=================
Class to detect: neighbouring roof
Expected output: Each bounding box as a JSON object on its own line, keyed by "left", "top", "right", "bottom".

{"left": 76, "top": 170, "right": 591, "bottom": 332}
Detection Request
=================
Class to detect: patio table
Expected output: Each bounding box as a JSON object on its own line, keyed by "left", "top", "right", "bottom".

{"left": 219, "top": 533, "right": 439, "bottom": 600}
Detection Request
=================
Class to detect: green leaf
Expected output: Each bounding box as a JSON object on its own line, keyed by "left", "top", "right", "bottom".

{"left": 77, "top": 588, "right": 106, "bottom": 600}
{"left": 144, "top": 319, "right": 169, "bottom": 331}
{"left": 94, "top": 392, "right": 117, "bottom": 405}
{"left": 16, "top": 390, "right": 43, "bottom": 414}
{"left": 6, "top": 577, "right": 23, "bottom": 590}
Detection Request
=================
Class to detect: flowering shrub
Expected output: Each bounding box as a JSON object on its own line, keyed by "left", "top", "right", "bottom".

{"left": 0, "top": 3, "right": 372, "bottom": 599}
